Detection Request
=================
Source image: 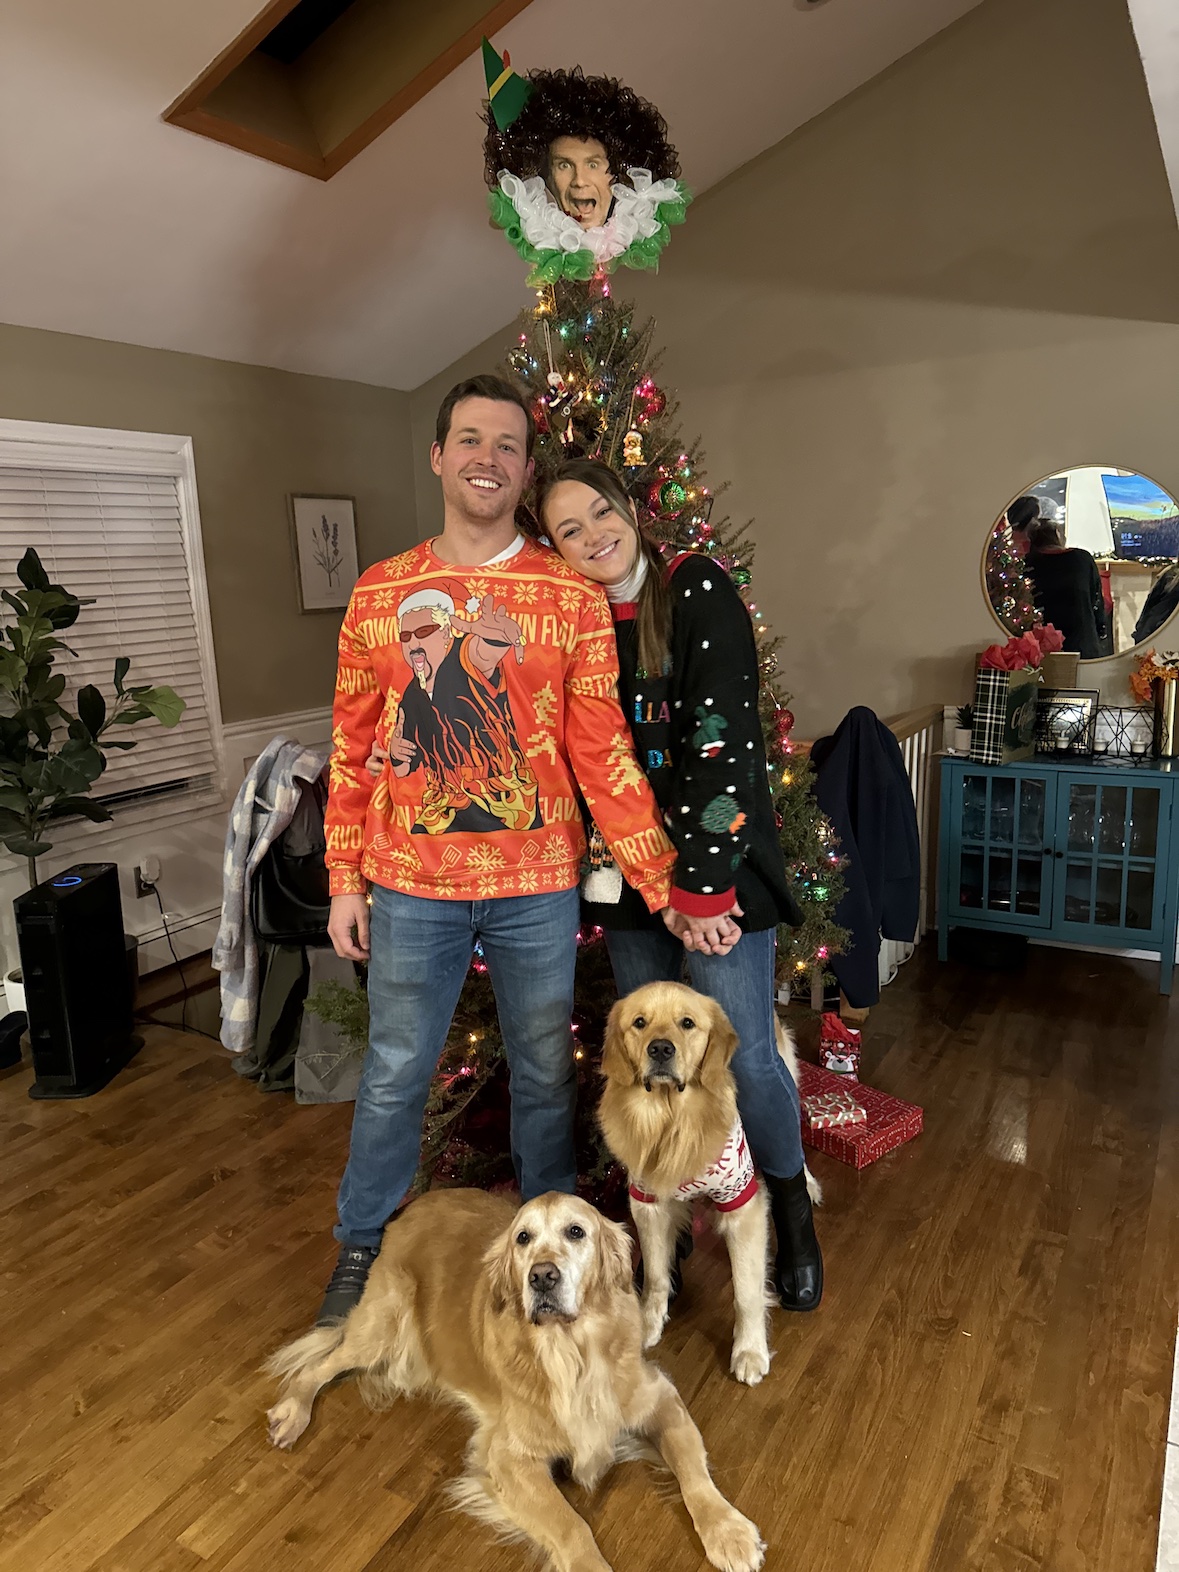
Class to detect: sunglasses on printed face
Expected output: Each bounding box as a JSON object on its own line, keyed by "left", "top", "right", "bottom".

{"left": 399, "top": 620, "right": 446, "bottom": 643}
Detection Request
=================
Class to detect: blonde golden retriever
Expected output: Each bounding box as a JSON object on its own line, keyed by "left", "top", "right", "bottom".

{"left": 265, "top": 1188, "right": 764, "bottom": 1572}
{"left": 598, "top": 982, "right": 818, "bottom": 1387}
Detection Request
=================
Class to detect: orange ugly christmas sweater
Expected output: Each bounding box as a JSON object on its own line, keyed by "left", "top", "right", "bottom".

{"left": 324, "top": 537, "right": 675, "bottom": 909}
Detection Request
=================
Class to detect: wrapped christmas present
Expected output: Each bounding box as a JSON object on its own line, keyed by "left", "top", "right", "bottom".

{"left": 802, "top": 1087, "right": 867, "bottom": 1130}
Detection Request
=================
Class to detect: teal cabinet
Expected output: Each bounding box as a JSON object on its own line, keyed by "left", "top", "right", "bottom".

{"left": 938, "top": 757, "right": 1179, "bottom": 993}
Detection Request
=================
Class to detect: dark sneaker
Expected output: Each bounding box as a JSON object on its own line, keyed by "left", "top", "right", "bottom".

{"left": 316, "top": 1243, "right": 379, "bottom": 1325}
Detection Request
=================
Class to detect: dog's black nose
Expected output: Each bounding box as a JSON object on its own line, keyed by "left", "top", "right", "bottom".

{"left": 646, "top": 1038, "right": 676, "bottom": 1064}
{"left": 528, "top": 1261, "right": 561, "bottom": 1293}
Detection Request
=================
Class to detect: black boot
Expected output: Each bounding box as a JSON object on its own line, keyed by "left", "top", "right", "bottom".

{"left": 765, "top": 1169, "right": 823, "bottom": 1312}
{"left": 316, "top": 1243, "right": 380, "bottom": 1325}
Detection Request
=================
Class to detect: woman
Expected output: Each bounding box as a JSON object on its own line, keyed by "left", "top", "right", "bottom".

{"left": 538, "top": 457, "right": 821, "bottom": 1313}
{"left": 1024, "top": 515, "right": 1108, "bottom": 659}
{"left": 1005, "top": 495, "right": 1040, "bottom": 560}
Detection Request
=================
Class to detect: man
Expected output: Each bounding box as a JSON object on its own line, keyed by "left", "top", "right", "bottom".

{"left": 318, "top": 374, "right": 682, "bottom": 1323}
{"left": 547, "top": 134, "right": 613, "bottom": 229}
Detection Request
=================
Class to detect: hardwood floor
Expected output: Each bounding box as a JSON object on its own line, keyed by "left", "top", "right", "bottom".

{"left": 2, "top": 941, "right": 1177, "bottom": 1572}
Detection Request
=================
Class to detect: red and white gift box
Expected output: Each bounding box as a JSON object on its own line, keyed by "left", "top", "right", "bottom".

{"left": 799, "top": 1061, "right": 923, "bottom": 1168}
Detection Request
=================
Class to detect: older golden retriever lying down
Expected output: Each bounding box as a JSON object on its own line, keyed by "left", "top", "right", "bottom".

{"left": 599, "top": 982, "right": 819, "bottom": 1387}
{"left": 265, "top": 1189, "right": 764, "bottom": 1572}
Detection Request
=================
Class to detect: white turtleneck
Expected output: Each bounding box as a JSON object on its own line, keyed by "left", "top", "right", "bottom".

{"left": 604, "top": 548, "right": 648, "bottom": 606}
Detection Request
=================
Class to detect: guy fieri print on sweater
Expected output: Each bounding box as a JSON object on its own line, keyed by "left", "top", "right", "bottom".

{"left": 325, "top": 538, "right": 674, "bottom": 910}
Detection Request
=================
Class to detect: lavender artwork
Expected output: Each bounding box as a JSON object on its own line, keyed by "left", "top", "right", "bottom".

{"left": 291, "top": 495, "right": 359, "bottom": 611}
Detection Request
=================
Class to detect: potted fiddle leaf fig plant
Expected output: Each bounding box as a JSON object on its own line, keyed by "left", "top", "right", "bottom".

{"left": 0, "top": 548, "right": 185, "bottom": 1012}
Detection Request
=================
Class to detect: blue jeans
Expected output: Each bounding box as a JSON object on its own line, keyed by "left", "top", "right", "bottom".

{"left": 335, "top": 885, "right": 580, "bottom": 1247}
{"left": 604, "top": 926, "right": 805, "bottom": 1180}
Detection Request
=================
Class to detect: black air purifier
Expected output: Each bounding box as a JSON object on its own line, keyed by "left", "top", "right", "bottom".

{"left": 15, "top": 862, "right": 141, "bottom": 1099}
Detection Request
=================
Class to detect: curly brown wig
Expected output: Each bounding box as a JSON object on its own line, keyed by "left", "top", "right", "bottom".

{"left": 482, "top": 67, "right": 681, "bottom": 190}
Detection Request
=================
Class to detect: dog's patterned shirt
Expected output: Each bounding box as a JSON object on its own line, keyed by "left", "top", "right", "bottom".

{"left": 629, "top": 1117, "right": 758, "bottom": 1212}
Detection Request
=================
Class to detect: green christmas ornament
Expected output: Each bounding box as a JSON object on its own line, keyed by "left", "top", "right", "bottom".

{"left": 700, "top": 794, "right": 746, "bottom": 835}
{"left": 482, "top": 38, "right": 532, "bottom": 131}
{"left": 659, "top": 479, "right": 688, "bottom": 513}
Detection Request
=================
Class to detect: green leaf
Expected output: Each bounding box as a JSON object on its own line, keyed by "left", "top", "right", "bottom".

{"left": 101, "top": 739, "right": 137, "bottom": 751}
{"left": 113, "top": 657, "right": 130, "bottom": 695}
{"left": 77, "top": 685, "right": 106, "bottom": 737}
{"left": 45, "top": 796, "right": 111, "bottom": 823}
{"left": 16, "top": 549, "right": 49, "bottom": 592}
{"left": 135, "top": 687, "right": 186, "bottom": 728}
{"left": 2, "top": 835, "right": 51, "bottom": 858}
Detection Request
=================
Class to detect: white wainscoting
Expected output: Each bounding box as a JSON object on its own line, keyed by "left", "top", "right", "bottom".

{"left": 878, "top": 706, "right": 943, "bottom": 990}
{"left": 0, "top": 705, "right": 333, "bottom": 977}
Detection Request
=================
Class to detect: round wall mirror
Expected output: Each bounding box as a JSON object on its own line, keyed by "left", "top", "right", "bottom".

{"left": 983, "top": 466, "right": 1179, "bottom": 660}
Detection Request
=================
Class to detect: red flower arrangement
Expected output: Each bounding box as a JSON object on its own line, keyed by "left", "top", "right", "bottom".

{"left": 979, "top": 624, "right": 1064, "bottom": 672}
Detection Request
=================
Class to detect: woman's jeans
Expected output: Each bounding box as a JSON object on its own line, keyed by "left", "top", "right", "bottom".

{"left": 604, "top": 925, "right": 805, "bottom": 1180}
{"left": 335, "top": 885, "right": 580, "bottom": 1247}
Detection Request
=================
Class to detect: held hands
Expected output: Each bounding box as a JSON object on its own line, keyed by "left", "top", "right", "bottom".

{"left": 328, "top": 892, "right": 371, "bottom": 961}
{"left": 662, "top": 901, "right": 743, "bottom": 956}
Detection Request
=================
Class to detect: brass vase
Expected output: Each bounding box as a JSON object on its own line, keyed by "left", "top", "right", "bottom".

{"left": 1153, "top": 677, "right": 1178, "bottom": 758}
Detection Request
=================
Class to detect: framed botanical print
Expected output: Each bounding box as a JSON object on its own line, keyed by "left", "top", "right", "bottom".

{"left": 290, "top": 494, "right": 360, "bottom": 612}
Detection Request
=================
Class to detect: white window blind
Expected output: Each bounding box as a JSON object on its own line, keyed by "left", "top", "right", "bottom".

{"left": 0, "top": 465, "right": 219, "bottom": 804}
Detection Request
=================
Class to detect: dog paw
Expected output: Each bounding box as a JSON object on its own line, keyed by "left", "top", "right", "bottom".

{"left": 640, "top": 1305, "right": 668, "bottom": 1350}
{"left": 266, "top": 1398, "right": 310, "bottom": 1450}
{"left": 699, "top": 1506, "right": 765, "bottom": 1572}
{"left": 730, "top": 1344, "right": 770, "bottom": 1386}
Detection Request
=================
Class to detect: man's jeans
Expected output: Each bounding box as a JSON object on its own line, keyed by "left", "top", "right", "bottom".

{"left": 604, "top": 925, "right": 805, "bottom": 1180}
{"left": 335, "top": 884, "right": 580, "bottom": 1247}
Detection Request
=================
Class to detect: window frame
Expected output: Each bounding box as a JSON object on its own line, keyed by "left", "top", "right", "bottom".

{"left": 0, "top": 418, "right": 227, "bottom": 828}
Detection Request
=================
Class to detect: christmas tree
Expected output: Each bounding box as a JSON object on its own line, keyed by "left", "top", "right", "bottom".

{"left": 985, "top": 518, "right": 1038, "bottom": 633}
{"left": 309, "top": 274, "right": 849, "bottom": 1201}
{"left": 506, "top": 276, "right": 848, "bottom": 989}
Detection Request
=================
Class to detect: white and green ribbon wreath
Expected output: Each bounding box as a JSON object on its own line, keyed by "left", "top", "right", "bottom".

{"left": 489, "top": 167, "right": 691, "bottom": 285}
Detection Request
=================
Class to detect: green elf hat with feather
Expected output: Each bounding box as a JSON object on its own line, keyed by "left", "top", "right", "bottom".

{"left": 482, "top": 37, "right": 532, "bottom": 130}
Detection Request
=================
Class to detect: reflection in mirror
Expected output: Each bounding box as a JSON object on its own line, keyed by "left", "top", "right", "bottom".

{"left": 984, "top": 468, "right": 1179, "bottom": 660}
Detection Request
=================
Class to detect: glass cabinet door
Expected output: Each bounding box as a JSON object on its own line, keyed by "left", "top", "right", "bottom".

{"left": 1056, "top": 778, "right": 1166, "bottom": 940}
{"left": 953, "top": 771, "right": 1051, "bottom": 925}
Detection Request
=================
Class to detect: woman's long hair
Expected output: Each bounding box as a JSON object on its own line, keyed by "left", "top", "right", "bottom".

{"left": 536, "top": 458, "right": 673, "bottom": 677}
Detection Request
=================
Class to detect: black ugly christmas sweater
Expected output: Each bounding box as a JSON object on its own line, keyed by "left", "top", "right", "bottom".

{"left": 582, "top": 552, "right": 802, "bottom": 934}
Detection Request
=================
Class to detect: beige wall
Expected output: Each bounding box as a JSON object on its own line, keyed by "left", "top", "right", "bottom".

{"left": 0, "top": 324, "right": 415, "bottom": 722}
{"left": 412, "top": 0, "right": 1179, "bottom": 735}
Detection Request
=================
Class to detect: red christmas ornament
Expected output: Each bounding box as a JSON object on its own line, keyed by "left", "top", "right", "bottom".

{"left": 647, "top": 480, "right": 667, "bottom": 516}
{"left": 777, "top": 708, "right": 795, "bottom": 740}
{"left": 640, "top": 385, "right": 666, "bottom": 419}
{"left": 531, "top": 397, "right": 549, "bottom": 434}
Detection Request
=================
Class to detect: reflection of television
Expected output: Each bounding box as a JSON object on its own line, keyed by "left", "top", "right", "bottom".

{"left": 1115, "top": 518, "right": 1179, "bottom": 560}
{"left": 1103, "top": 474, "right": 1179, "bottom": 561}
